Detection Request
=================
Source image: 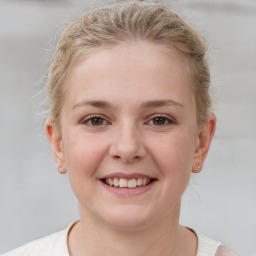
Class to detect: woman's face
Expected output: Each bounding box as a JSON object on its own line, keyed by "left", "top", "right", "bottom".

{"left": 47, "top": 41, "right": 215, "bottom": 230}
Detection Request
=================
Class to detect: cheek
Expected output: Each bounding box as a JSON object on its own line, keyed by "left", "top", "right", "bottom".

{"left": 62, "top": 134, "right": 109, "bottom": 203}
{"left": 149, "top": 131, "right": 196, "bottom": 172}
{"left": 147, "top": 129, "right": 196, "bottom": 196}
{"left": 63, "top": 133, "right": 108, "bottom": 177}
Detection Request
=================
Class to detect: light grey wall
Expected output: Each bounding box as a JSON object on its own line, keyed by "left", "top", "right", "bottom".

{"left": 0, "top": 0, "right": 255, "bottom": 255}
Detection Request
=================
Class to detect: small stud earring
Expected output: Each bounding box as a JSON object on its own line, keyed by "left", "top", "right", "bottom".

{"left": 58, "top": 167, "right": 64, "bottom": 174}
{"left": 193, "top": 163, "right": 201, "bottom": 173}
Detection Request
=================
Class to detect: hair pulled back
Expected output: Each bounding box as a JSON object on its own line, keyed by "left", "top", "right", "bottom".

{"left": 46, "top": 1, "right": 211, "bottom": 129}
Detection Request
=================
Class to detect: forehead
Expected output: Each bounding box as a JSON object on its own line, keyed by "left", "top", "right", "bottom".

{"left": 65, "top": 41, "right": 194, "bottom": 108}
{"left": 74, "top": 41, "right": 189, "bottom": 76}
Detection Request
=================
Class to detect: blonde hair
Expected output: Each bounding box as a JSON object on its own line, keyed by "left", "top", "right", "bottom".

{"left": 46, "top": 1, "right": 211, "bottom": 129}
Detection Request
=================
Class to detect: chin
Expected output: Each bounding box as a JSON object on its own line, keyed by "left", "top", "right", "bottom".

{"left": 102, "top": 206, "right": 155, "bottom": 231}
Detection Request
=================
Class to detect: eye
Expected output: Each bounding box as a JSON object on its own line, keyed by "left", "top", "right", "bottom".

{"left": 90, "top": 117, "right": 105, "bottom": 126}
{"left": 81, "top": 115, "right": 108, "bottom": 126}
{"left": 148, "top": 115, "right": 175, "bottom": 126}
{"left": 153, "top": 117, "right": 168, "bottom": 125}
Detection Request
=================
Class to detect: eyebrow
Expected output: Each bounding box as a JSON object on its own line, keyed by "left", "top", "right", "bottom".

{"left": 72, "top": 100, "right": 111, "bottom": 110}
{"left": 72, "top": 99, "right": 184, "bottom": 110}
{"left": 141, "top": 100, "right": 184, "bottom": 109}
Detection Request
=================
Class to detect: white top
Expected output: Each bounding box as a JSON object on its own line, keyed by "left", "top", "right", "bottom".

{"left": 196, "top": 233, "right": 220, "bottom": 256}
{"left": 1, "top": 222, "right": 239, "bottom": 256}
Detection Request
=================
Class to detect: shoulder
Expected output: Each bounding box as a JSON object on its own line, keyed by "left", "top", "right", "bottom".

{"left": 1, "top": 231, "right": 68, "bottom": 256}
{"left": 215, "top": 246, "right": 241, "bottom": 256}
{"left": 196, "top": 233, "right": 221, "bottom": 256}
{"left": 0, "top": 222, "right": 76, "bottom": 256}
{"left": 196, "top": 232, "right": 241, "bottom": 256}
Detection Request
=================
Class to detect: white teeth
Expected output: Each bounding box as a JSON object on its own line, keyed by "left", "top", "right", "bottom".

{"left": 128, "top": 178, "right": 136, "bottom": 188}
{"left": 137, "top": 178, "right": 142, "bottom": 186}
{"left": 113, "top": 178, "right": 119, "bottom": 187}
{"left": 119, "top": 178, "right": 128, "bottom": 188}
{"left": 108, "top": 178, "right": 113, "bottom": 186}
{"left": 105, "top": 177, "right": 152, "bottom": 188}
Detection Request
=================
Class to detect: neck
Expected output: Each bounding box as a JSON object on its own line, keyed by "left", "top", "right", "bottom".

{"left": 68, "top": 202, "right": 197, "bottom": 256}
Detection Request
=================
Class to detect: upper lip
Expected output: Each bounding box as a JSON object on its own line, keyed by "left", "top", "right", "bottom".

{"left": 100, "top": 172, "right": 156, "bottom": 180}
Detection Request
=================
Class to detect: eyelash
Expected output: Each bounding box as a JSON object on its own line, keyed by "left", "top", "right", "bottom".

{"left": 80, "top": 115, "right": 109, "bottom": 126}
{"left": 147, "top": 115, "right": 175, "bottom": 126}
{"left": 80, "top": 114, "right": 175, "bottom": 127}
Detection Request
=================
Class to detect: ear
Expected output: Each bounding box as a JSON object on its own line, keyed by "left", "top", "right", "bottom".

{"left": 45, "top": 119, "right": 67, "bottom": 174}
{"left": 192, "top": 113, "right": 216, "bottom": 173}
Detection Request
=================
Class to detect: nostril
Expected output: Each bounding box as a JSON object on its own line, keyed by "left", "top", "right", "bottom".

{"left": 113, "top": 155, "right": 121, "bottom": 159}
{"left": 111, "top": 153, "right": 142, "bottom": 163}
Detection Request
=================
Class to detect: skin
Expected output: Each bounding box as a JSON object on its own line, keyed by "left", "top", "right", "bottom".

{"left": 46, "top": 41, "right": 216, "bottom": 256}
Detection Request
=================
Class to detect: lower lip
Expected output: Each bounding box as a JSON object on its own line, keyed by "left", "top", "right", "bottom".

{"left": 100, "top": 180, "right": 156, "bottom": 197}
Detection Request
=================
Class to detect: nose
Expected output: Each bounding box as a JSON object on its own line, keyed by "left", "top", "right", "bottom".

{"left": 109, "top": 123, "right": 146, "bottom": 163}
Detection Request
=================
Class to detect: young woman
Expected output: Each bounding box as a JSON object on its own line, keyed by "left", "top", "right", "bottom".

{"left": 2, "top": 1, "right": 240, "bottom": 256}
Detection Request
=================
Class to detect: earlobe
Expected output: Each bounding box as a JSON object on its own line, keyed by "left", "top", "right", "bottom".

{"left": 45, "top": 119, "right": 67, "bottom": 174}
{"left": 192, "top": 162, "right": 202, "bottom": 173}
{"left": 192, "top": 113, "right": 216, "bottom": 173}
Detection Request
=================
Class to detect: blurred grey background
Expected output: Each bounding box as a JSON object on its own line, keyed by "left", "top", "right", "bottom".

{"left": 0, "top": 0, "right": 255, "bottom": 255}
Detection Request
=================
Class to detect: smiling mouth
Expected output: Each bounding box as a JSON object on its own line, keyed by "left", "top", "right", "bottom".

{"left": 102, "top": 177, "right": 155, "bottom": 188}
